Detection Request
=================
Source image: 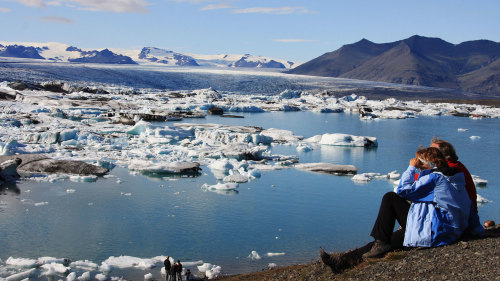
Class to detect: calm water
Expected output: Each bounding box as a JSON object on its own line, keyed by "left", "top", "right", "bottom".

{"left": 1, "top": 111, "right": 499, "bottom": 278}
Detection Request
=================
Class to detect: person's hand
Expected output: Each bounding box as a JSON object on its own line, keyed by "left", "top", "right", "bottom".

{"left": 409, "top": 158, "right": 421, "bottom": 168}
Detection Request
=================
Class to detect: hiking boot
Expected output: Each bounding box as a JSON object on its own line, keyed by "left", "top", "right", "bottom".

{"left": 320, "top": 248, "right": 343, "bottom": 273}
{"left": 362, "top": 240, "right": 392, "bottom": 259}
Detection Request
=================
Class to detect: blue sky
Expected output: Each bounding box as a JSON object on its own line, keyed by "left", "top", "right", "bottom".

{"left": 1, "top": 0, "right": 499, "bottom": 62}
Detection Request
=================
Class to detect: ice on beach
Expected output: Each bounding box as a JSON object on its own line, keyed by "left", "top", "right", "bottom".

{"left": 70, "top": 260, "right": 99, "bottom": 271}
{"left": 144, "top": 273, "right": 153, "bottom": 280}
{"left": 268, "top": 263, "right": 277, "bottom": 269}
{"left": 102, "top": 256, "right": 157, "bottom": 270}
{"left": 248, "top": 251, "right": 261, "bottom": 260}
{"left": 78, "top": 271, "right": 91, "bottom": 281}
{"left": 67, "top": 272, "right": 77, "bottom": 281}
{"left": 5, "top": 257, "right": 38, "bottom": 268}
{"left": 305, "top": 133, "right": 377, "bottom": 147}
{"left": 40, "top": 262, "right": 70, "bottom": 276}
{"left": 4, "top": 268, "right": 36, "bottom": 281}
{"left": 197, "top": 263, "right": 222, "bottom": 280}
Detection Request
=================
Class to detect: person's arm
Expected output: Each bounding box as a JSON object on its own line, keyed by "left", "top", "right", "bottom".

{"left": 397, "top": 160, "right": 436, "bottom": 201}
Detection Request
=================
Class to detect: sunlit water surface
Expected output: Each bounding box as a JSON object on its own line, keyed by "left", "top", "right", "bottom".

{"left": 1, "top": 111, "right": 499, "bottom": 279}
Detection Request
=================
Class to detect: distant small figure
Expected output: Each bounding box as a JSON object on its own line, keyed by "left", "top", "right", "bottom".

{"left": 176, "top": 260, "right": 183, "bottom": 281}
{"left": 484, "top": 220, "right": 495, "bottom": 228}
{"left": 185, "top": 269, "right": 191, "bottom": 281}
{"left": 163, "top": 256, "right": 171, "bottom": 281}
{"left": 170, "top": 261, "right": 178, "bottom": 281}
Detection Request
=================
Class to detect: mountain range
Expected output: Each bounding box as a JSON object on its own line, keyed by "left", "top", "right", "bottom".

{"left": 289, "top": 35, "right": 500, "bottom": 96}
{"left": 0, "top": 41, "right": 295, "bottom": 69}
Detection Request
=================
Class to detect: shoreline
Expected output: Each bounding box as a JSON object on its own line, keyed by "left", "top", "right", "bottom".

{"left": 218, "top": 225, "right": 500, "bottom": 280}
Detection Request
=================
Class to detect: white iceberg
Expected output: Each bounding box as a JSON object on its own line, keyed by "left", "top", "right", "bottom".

{"left": 305, "top": 133, "right": 377, "bottom": 147}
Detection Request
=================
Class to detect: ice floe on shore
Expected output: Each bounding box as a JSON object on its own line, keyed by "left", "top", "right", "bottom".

{"left": 1, "top": 255, "right": 210, "bottom": 281}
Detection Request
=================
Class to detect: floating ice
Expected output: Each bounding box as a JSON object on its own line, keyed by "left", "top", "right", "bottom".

{"left": 248, "top": 251, "right": 261, "bottom": 260}
{"left": 296, "top": 143, "right": 313, "bottom": 152}
{"left": 223, "top": 173, "right": 249, "bottom": 183}
{"left": 295, "top": 163, "right": 358, "bottom": 175}
{"left": 352, "top": 171, "right": 399, "bottom": 182}
{"left": 470, "top": 136, "right": 481, "bottom": 140}
{"left": 266, "top": 252, "right": 285, "bottom": 257}
{"left": 305, "top": 133, "right": 377, "bottom": 147}
{"left": 458, "top": 128, "right": 468, "bottom": 132}
{"left": 128, "top": 160, "right": 201, "bottom": 175}
{"left": 70, "top": 175, "right": 98, "bottom": 182}
{"left": 260, "top": 128, "right": 303, "bottom": 143}
{"left": 268, "top": 263, "right": 277, "bottom": 269}
{"left": 66, "top": 189, "right": 76, "bottom": 193}
{"left": 35, "top": 201, "right": 49, "bottom": 206}
{"left": 477, "top": 194, "right": 489, "bottom": 203}
{"left": 472, "top": 175, "right": 488, "bottom": 186}
{"left": 201, "top": 182, "right": 239, "bottom": 191}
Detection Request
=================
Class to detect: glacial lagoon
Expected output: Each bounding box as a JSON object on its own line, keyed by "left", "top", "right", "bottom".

{"left": 1, "top": 111, "right": 499, "bottom": 280}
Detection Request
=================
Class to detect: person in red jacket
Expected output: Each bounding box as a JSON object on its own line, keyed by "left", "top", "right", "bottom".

{"left": 430, "top": 138, "right": 484, "bottom": 237}
{"left": 430, "top": 138, "right": 477, "bottom": 211}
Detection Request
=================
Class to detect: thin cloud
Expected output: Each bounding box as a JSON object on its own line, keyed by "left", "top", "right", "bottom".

{"left": 17, "top": 0, "right": 45, "bottom": 8}
{"left": 67, "top": 0, "right": 150, "bottom": 13}
{"left": 47, "top": 1, "right": 63, "bottom": 6}
{"left": 171, "top": 0, "right": 218, "bottom": 3}
{"left": 232, "top": 6, "right": 316, "bottom": 15}
{"left": 274, "top": 38, "right": 313, "bottom": 43}
{"left": 39, "top": 15, "right": 74, "bottom": 24}
{"left": 16, "top": 0, "right": 150, "bottom": 13}
{"left": 200, "top": 3, "right": 232, "bottom": 10}
{"left": 0, "top": 7, "right": 12, "bottom": 12}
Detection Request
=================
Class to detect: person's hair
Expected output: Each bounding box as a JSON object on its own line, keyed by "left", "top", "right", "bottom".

{"left": 431, "top": 137, "right": 458, "bottom": 161}
{"left": 416, "top": 147, "right": 459, "bottom": 176}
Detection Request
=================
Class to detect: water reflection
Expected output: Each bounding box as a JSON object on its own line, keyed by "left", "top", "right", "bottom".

{"left": 0, "top": 182, "right": 20, "bottom": 195}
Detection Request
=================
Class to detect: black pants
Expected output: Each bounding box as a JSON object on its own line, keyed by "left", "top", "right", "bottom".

{"left": 370, "top": 192, "right": 411, "bottom": 248}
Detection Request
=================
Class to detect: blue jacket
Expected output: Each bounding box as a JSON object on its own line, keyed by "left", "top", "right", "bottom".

{"left": 397, "top": 166, "right": 471, "bottom": 247}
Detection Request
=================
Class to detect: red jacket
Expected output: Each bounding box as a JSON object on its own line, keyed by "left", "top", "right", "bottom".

{"left": 447, "top": 160, "right": 478, "bottom": 213}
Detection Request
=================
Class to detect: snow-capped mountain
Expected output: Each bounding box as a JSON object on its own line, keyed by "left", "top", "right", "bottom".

{"left": 0, "top": 41, "right": 297, "bottom": 69}
{"left": 137, "top": 47, "right": 198, "bottom": 66}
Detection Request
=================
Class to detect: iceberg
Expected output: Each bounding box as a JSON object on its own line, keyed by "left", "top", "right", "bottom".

{"left": 305, "top": 133, "right": 377, "bottom": 147}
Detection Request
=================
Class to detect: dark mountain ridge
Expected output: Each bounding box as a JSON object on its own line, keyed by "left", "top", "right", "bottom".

{"left": 289, "top": 35, "right": 500, "bottom": 96}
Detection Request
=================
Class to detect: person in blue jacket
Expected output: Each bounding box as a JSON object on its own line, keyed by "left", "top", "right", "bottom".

{"left": 362, "top": 147, "right": 472, "bottom": 258}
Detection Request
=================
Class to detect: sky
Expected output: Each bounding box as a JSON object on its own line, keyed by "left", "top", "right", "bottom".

{"left": 1, "top": 0, "right": 500, "bottom": 62}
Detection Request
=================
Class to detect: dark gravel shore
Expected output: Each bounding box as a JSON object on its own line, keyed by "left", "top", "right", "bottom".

{"left": 218, "top": 225, "right": 500, "bottom": 281}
